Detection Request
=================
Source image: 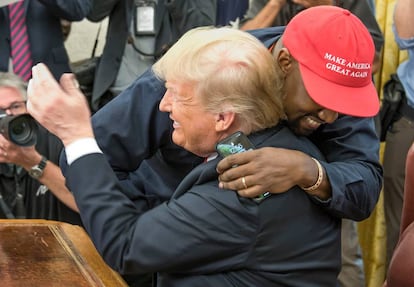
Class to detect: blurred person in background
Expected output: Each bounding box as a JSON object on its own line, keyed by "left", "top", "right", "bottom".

{"left": 382, "top": 0, "right": 414, "bottom": 274}
{"left": 86, "top": 0, "right": 216, "bottom": 111}
{"left": 240, "top": 0, "right": 383, "bottom": 73}
{"left": 0, "top": 72, "right": 80, "bottom": 224}
{"left": 0, "top": 0, "right": 92, "bottom": 80}
{"left": 216, "top": 0, "right": 248, "bottom": 27}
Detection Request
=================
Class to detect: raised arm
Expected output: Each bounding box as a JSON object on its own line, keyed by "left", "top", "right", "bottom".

{"left": 394, "top": 0, "right": 414, "bottom": 39}
{"left": 217, "top": 115, "right": 382, "bottom": 221}
{"left": 38, "top": 0, "right": 92, "bottom": 21}
{"left": 86, "top": 0, "right": 120, "bottom": 22}
{"left": 240, "top": 0, "right": 287, "bottom": 30}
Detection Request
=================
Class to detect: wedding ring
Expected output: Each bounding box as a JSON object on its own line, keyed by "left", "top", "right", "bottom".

{"left": 241, "top": 176, "right": 248, "bottom": 189}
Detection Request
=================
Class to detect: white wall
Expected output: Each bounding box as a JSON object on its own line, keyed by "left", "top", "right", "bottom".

{"left": 64, "top": 18, "right": 108, "bottom": 63}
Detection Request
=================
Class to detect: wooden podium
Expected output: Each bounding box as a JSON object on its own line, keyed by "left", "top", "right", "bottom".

{"left": 0, "top": 219, "right": 128, "bottom": 287}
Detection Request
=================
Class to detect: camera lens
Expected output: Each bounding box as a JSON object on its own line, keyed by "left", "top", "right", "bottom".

{"left": 0, "top": 114, "right": 38, "bottom": 146}
{"left": 9, "top": 115, "right": 38, "bottom": 146}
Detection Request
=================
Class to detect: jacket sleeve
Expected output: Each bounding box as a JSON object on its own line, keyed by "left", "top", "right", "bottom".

{"left": 59, "top": 70, "right": 172, "bottom": 186}
{"left": 66, "top": 153, "right": 256, "bottom": 274}
{"left": 91, "top": 69, "right": 173, "bottom": 176}
{"left": 37, "top": 0, "right": 92, "bottom": 21}
{"left": 165, "top": 0, "right": 217, "bottom": 35}
{"left": 312, "top": 116, "right": 383, "bottom": 221}
{"left": 240, "top": 0, "right": 267, "bottom": 23}
{"left": 86, "top": 0, "right": 121, "bottom": 22}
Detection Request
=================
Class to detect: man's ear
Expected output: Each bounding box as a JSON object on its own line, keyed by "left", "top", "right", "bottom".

{"left": 277, "top": 48, "right": 293, "bottom": 75}
{"left": 215, "top": 111, "right": 235, "bottom": 132}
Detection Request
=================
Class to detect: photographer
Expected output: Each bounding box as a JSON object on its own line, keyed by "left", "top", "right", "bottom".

{"left": 0, "top": 72, "right": 80, "bottom": 224}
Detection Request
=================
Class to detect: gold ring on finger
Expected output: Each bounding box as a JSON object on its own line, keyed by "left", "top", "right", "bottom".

{"left": 241, "top": 176, "right": 248, "bottom": 189}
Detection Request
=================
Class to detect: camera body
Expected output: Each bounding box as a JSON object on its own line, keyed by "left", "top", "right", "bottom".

{"left": 0, "top": 114, "right": 38, "bottom": 146}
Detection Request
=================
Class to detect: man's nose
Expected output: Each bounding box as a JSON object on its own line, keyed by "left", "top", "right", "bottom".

{"left": 159, "top": 91, "right": 172, "bottom": 112}
{"left": 318, "top": 109, "right": 339, "bottom": 124}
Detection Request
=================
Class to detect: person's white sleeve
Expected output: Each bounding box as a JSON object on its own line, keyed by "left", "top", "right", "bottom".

{"left": 65, "top": 137, "right": 103, "bottom": 165}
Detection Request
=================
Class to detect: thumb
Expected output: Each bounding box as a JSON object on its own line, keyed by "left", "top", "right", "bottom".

{"left": 59, "top": 73, "right": 81, "bottom": 95}
{"left": 59, "top": 73, "right": 91, "bottom": 117}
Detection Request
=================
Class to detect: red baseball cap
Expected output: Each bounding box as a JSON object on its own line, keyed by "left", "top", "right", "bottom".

{"left": 282, "top": 6, "right": 380, "bottom": 117}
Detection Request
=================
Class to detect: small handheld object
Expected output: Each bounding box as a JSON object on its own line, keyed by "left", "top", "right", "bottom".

{"left": 216, "top": 131, "right": 270, "bottom": 203}
{"left": 216, "top": 131, "right": 254, "bottom": 157}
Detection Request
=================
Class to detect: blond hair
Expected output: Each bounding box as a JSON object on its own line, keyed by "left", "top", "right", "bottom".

{"left": 153, "top": 27, "right": 284, "bottom": 133}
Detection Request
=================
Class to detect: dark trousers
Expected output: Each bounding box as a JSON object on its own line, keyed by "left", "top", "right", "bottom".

{"left": 338, "top": 219, "right": 365, "bottom": 287}
{"left": 383, "top": 114, "right": 414, "bottom": 270}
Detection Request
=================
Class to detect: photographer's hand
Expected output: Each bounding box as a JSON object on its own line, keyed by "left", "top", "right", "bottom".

{"left": 0, "top": 134, "right": 41, "bottom": 166}
{"left": 0, "top": 125, "right": 79, "bottom": 212}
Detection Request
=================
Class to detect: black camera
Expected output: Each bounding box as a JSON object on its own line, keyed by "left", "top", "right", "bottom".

{"left": 0, "top": 114, "right": 38, "bottom": 146}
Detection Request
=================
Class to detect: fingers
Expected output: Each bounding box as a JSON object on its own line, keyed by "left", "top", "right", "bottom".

{"left": 27, "top": 63, "right": 62, "bottom": 117}
{"left": 60, "top": 73, "right": 92, "bottom": 118}
{"left": 0, "top": 138, "right": 18, "bottom": 163}
{"left": 238, "top": 186, "right": 266, "bottom": 198}
{"left": 216, "top": 149, "right": 256, "bottom": 174}
{"left": 241, "top": 176, "right": 248, "bottom": 189}
{"left": 29, "top": 63, "right": 61, "bottom": 97}
{"left": 0, "top": 137, "right": 9, "bottom": 158}
{"left": 219, "top": 173, "right": 250, "bottom": 190}
{"left": 0, "top": 151, "right": 8, "bottom": 164}
{"left": 217, "top": 150, "right": 258, "bottom": 194}
{"left": 217, "top": 147, "right": 286, "bottom": 198}
{"left": 0, "top": 137, "right": 13, "bottom": 161}
{"left": 218, "top": 175, "right": 265, "bottom": 198}
{"left": 60, "top": 73, "right": 80, "bottom": 94}
{"left": 218, "top": 162, "right": 251, "bottom": 184}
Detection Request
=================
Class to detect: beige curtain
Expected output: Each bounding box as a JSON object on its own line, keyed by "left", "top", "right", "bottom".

{"left": 358, "top": 1, "right": 408, "bottom": 286}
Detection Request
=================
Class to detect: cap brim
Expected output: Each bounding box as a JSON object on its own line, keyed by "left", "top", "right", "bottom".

{"left": 298, "top": 64, "right": 380, "bottom": 117}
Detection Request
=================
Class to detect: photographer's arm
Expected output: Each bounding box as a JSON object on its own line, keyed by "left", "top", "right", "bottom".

{"left": 394, "top": 0, "right": 414, "bottom": 39}
{"left": 0, "top": 136, "right": 79, "bottom": 212}
{"left": 240, "top": 0, "right": 333, "bottom": 31}
{"left": 240, "top": 0, "right": 286, "bottom": 31}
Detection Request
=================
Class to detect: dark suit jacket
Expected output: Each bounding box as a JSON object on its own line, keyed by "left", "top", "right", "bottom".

{"left": 66, "top": 124, "right": 341, "bottom": 287}
{"left": 0, "top": 0, "right": 92, "bottom": 80}
{"left": 86, "top": 0, "right": 216, "bottom": 110}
